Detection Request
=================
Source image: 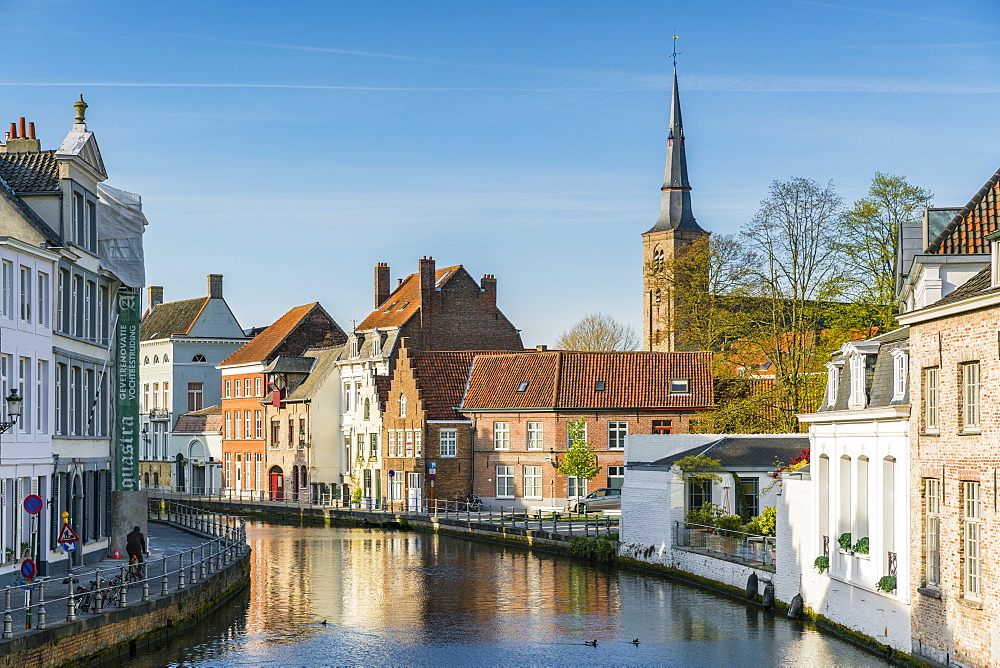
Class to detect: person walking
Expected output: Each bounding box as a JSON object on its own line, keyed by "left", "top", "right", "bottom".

{"left": 126, "top": 525, "right": 147, "bottom": 563}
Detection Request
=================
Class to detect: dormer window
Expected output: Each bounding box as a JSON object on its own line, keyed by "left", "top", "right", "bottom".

{"left": 848, "top": 353, "right": 866, "bottom": 409}
{"left": 669, "top": 379, "right": 690, "bottom": 394}
{"left": 350, "top": 337, "right": 360, "bottom": 359}
{"left": 371, "top": 331, "right": 382, "bottom": 357}
{"left": 825, "top": 361, "right": 842, "bottom": 407}
{"left": 891, "top": 348, "right": 909, "bottom": 400}
{"left": 516, "top": 381, "right": 529, "bottom": 393}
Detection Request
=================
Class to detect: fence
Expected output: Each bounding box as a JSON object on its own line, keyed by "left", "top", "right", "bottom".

{"left": 673, "top": 521, "right": 776, "bottom": 569}
{"left": 0, "top": 501, "right": 247, "bottom": 640}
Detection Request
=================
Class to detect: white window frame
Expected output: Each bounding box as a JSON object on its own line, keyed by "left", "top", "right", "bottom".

{"left": 496, "top": 465, "right": 515, "bottom": 498}
{"left": 399, "top": 393, "right": 407, "bottom": 418}
{"left": 891, "top": 349, "right": 908, "bottom": 400}
{"left": 255, "top": 410, "right": 262, "bottom": 439}
{"left": 825, "top": 361, "right": 841, "bottom": 407}
{"left": 669, "top": 379, "right": 690, "bottom": 394}
{"left": 388, "top": 430, "right": 396, "bottom": 457}
{"left": 607, "top": 465, "right": 625, "bottom": 489}
{"left": 225, "top": 411, "right": 232, "bottom": 439}
{"left": 607, "top": 421, "right": 628, "bottom": 450}
{"left": 523, "top": 465, "right": 542, "bottom": 499}
{"left": 925, "top": 478, "right": 940, "bottom": 588}
{"left": 439, "top": 429, "right": 457, "bottom": 457}
{"left": 964, "top": 480, "right": 982, "bottom": 600}
{"left": 848, "top": 353, "right": 866, "bottom": 409}
{"left": 225, "top": 380, "right": 231, "bottom": 398}
{"left": 963, "top": 362, "right": 981, "bottom": 431}
{"left": 924, "top": 367, "right": 939, "bottom": 432}
{"left": 526, "top": 421, "right": 543, "bottom": 451}
{"left": 493, "top": 422, "right": 510, "bottom": 450}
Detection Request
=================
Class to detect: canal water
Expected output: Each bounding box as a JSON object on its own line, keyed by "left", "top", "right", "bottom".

{"left": 118, "top": 521, "right": 887, "bottom": 667}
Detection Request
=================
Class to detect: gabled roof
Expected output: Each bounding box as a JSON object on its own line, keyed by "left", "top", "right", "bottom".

{"left": 461, "top": 351, "right": 713, "bottom": 410}
{"left": 0, "top": 175, "right": 61, "bottom": 246}
{"left": 646, "top": 434, "right": 809, "bottom": 470}
{"left": 928, "top": 267, "right": 994, "bottom": 308}
{"left": 284, "top": 348, "right": 342, "bottom": 402}
{"left": 356, "top": 266, "right": 460, "bottom": 330}
{"left": 926, "top": 167, "right": 1000, "bottom": 255}
{"left": 140, "top": 297, "right": 209, "bottom": 341}
{"left": 410, "top": 351, "right": 490, "bottom": 420}
{"left": 221, "top": 303, "right": 339, "bottom": 367}
{"left": 0, "top": 151, "right": 60, "bottom": 192}
{"left": 173, "top": 404, "right": 222, "bottom": 433}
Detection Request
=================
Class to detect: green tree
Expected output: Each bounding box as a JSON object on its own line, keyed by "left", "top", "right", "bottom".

{"left": 836, "top": 172, "right": 933, "bottom": 333}
{"left": 555, "top": 312, "right": 639, "bottom": 351}
{"left": 558, "top": 419, "right": 601, "bottom": 504}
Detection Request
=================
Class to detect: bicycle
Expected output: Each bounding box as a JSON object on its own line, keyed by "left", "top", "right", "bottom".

{"left": 126, "top": 556, "right": 146, "bottom": 586}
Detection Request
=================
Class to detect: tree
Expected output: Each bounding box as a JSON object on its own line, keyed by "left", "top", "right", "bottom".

{"left": 555, "top": 312, "right": 639, "bottom": 351}
{"left": 835, "top": 173, "right": 932, "bottom": 333}
{"left": 558, "top": 419, "right": 601, "bottom": 506}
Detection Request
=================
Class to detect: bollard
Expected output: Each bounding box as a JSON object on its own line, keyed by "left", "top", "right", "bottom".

{"left": 178, "top": 553, "right": 186, "bottom": 591}
{"left": 36, "top": 583, "right": 46, "bottom": 630}
{"left": 189, "top": 548, "right": 197, "bottom": 584}
{"left": 161, "top": 556, "right": 169, "bottom": 597}
{"left": 199, "top": 545, "right": 207, "bottom": 580}
{"left": 118, "top": 568, "right": 128, "bottom": 608}
{"left": 66, "top": 575, "right": 76, "bottom": 622}
{"left": 95, "top": 571, "right": 103, "bottom": 613}
{"left": 142, "top": 566, "right": 150, "bottom": 602}
{"left": 3, "top": 587, "right": 12, "bottom": 639}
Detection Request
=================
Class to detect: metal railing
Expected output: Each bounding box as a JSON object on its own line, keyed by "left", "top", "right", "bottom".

{"left": 152, "top": 488, "right": 620, "bottom": 538}
{"left": 673, "top": 521, "right": 776, "bottom": 569}
{"left": 0, "top": 502, "right": 247, "bottom": 641}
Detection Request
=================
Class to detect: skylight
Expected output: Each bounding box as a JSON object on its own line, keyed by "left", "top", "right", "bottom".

{"left": 383, "top": 302, "right": 398, "bottom": 313}
{"left": 595, "top": 381, "right": 605, "bottom": 392}
{"left": 516, "top": 381, "right": 529, "bottom": 393}
{"left": 397, "top": 301, "right": 410, "bottom": 311}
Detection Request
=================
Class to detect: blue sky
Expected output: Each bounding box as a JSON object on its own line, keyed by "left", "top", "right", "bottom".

{"left": 2, "top": 0, "right": 998, "bottom": 345}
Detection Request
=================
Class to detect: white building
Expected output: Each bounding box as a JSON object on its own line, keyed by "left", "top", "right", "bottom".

{"left": 783, "top": 327, "right": 912, "bottom": 652}
{"left": 170, "top": 405, "right": 222, "bottom": 494}
{"left": 138, "top": 276, "right": 246, "bottom": 490}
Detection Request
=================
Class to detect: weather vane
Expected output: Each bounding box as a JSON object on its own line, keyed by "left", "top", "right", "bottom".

{"left": 670, "top": 34, "right": 680, "bottom": 68}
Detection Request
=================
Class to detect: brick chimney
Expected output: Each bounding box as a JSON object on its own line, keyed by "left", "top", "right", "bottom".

{"left": 208, "top": 274, "right": 223, "bottom": 299}
{"left": 0, "top": 117, "right": 41, "bottom": 154}
{"left": 374, "top": 262, "right": 391, "bottom": 308}
{"left": 148, "top": 286, "right": 163, "bottom": 310}
{"left": 418, "top": 256, "right": 436, "bottom": 347}
{"left": 481, "top": 274, "right": 497, "bottom": 309}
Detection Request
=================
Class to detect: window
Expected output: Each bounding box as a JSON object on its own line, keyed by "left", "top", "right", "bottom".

{"left": 289, "top": 419, "right": 295, "bottom": 450}
{"left": 234, "top": 411, "right": 242, "bottom": 439}
{"left": 493, "top": 422, "right": 510, "bottom": 450}
{"left": 496, "top": 466, "right": 515, "bottom": 498}
{"left": 924, "top": 368, "right": 939, "bottom": 431}
{"left": 652, "top": 420, "right": 672, "bottom": 434}
{"left": 225, "top": 380, "right": 231, "bottom": 398}
{"left": 524, "top": 466, "right": 542, "bottom": 499}
{"left": 270, "top": 421, "right": 280, "bottom": 448}
{"left": 595, "top": 380, "right": 605, "bottom": 392}
{"left": 72, "top": 275, "right": 83, "bottom": 337}
{"left": 568, "top": 477, "right": 588, "bottom": 499}
{"left": 162, "top": 381, "right": 169, "bottom": 412}
{"left": 414, "top": 430, "right": 422, "bottom": 457}
{"left": 608, "top": 421, "right": 628, "bottom": 449}
{"left": 153, "top": 355, "right": 159, "bottom": 365}
{"left": 566, "top": 420, "right": 586, "bottom": 447}
{"left": 925, "top": 478, "right": 941, "bottom": 587}
{"left": 962, "top": 362, "right": 980, "bottom": 431}
{"left": 405, "top": 430, "right": 414, "bottom": 457}
{"left": 36, "top": 360, "right": 47, "bottom": 433}
{"left": 86, "top": 199, "right": 97, "bottom": 250}
{"left": 369, "top": 433, "right": 378, "bottom": 458}
{"left": 964, "top": 481, "right": 982, "bottom": 599}
{"left": 399, "top": 394, "right": 407, "bottom": 418}
{"left": 18, "top": 357, "right": 29, "bottom": 433}
{"left": 187, "top": 382, "right": 204, "bottom": 412}
{"left": 73, "top": 192, "right": 85, "bottom": 246}
{"left": 234, "top": 378, "right": 241, "bottom": 397}
{"left": 255, "top": 377, "right": 262, "bottom": 396}
{"left": 739, "top": 477, "right": 760, "bottom": 519}
{"left": 1, "top": 260, "right": 11, "bottom": 318}
{"left": 440, "top": 429, "right": 457, "bottom": 457}
{"left": 388, "top": 430, "right": 396, "bottom": 457}
{"left": 856, "top": 456, "right": 869, "bottom": 539}
{"left": 350, "top": 337, "right": 359, "bottom": 359}
{"left": 826, "top": 363, "right": 840, "bottom": 406}
{"left": 98, "top": 285, "right": 108, "bottom": 341}
{"left": 245, "top": 411, "right": 252, "bottom": 441}
{"left": 255, "top": 411, "right": 262, "bottom": 439}
{"left": 58, "top": 269, "right": 69, "bottom": 333}
{"left": 19, "top": 266, "right": 30, "bottom": 322}
{"left": 343, "top": 382, "right": 351, "bottom": 412}
{"left": 245, "top": 378, "right": 252, "bottom": 397}
{"left": 192, "top": 354, "right": 207, "bottom": 363}
{"left": 151, "top": 382, "right": 159, "bottom": 409}
{"left": 670, "top": 379, "right": 690, "bottom": 394}
{"left": 516, "top": 381, "right": 529, "bottom": 393}
{"left": 299, "top": 418, "right": 307, "bottom": 448}
{"left": 892, "top": 351, "right": 907, "bottom": 399}
{"left": 526, "top": 422, "right": 543, "bottom": 450}
{"left": 371, "top": 333, "right": 381, "bottom": 357}
{"left": 608, "top": 465, "right": 625, "bottom": 489}
{"left": 687, "top": 480, "right": 711, "bottom": 511}
{"left": 85, "top": 280, "right": 95, "bottom": 338}
{"left": 363, "top": 398, "right": 370, "bottom": 421}
{"left": 36, "top": 272, "right": 49, "bottom": 327}
{"left": 225, "top": 411, "right": 232, "bottom": 439}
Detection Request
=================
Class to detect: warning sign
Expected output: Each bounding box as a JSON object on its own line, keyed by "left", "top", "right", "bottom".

{"left": 57, "top": 523, "right": 80, "bottom": 544}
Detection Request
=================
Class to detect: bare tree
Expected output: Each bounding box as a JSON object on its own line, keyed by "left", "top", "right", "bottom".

{"left": 555, "top": 313, "right": 639, "bottom": 351}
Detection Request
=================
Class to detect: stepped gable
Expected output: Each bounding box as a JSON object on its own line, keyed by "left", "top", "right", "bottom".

{"left": 410, "top": 350, "right": 496, "bottom": 420}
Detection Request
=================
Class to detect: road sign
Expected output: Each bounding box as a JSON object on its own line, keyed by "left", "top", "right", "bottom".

{"left": 428, "top": 462, "right": 437, "bottom": 472}
{"left": 428, "top": 474, "right": 436, "bottom": 481}
{"left": 22, "top": 495, "right": 43, "bottom": 515}
{"left": 20, "top": 560, "right": 35, "bottom": 579}
{"left": 388, "top": 470, "right": 395, "bottom": 477}
{"left": 57, "top": 522, "right": 80, "bottom": 543}
{"left": 62, "top": 541, "right": 76, "bottom": 553}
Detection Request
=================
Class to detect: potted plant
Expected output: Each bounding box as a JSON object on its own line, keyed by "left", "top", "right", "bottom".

{"left": 19, "top": 542, "right": 30, "bottom": 559}
{"left": 876, "top": 575, "right": 897, "bottom": 593}
{"left": 837, "top": 532, "right": 853, "bottom": 553}
{"left": 814, "top": 556, "right": 830, "bottom": 573}
{"left": 852, "top": 536, "right": 869, "bottom": 555}
{"left": 351, "top": 487, "right": 363, "bottom": 508}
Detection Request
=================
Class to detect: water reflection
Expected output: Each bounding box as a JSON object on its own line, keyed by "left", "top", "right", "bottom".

{"left": 114, "top": 521, "right": 887, "bottom": 667}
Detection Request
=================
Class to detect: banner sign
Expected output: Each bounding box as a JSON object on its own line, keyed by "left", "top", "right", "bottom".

{"left": 115, "top": 289, "right": 140, "bottom": 491}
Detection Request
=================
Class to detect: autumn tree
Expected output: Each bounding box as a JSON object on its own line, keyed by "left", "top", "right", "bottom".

{"left": 555, "top": 312, "right": 639, "bottom": 351}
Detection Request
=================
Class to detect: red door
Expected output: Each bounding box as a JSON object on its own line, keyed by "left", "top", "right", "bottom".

{"left": 270, "top": 471, "right": 284, "bottom": 501}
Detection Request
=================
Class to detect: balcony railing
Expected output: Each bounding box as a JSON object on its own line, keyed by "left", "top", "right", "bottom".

{"left": 148, "top": 409, "right": 171, "bottom": 421}
{"left": 673, "top": 521, "right": 775, "bottom": 571}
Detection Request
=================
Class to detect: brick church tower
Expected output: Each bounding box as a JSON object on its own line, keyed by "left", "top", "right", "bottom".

{"left": 642, "top": 63, "right": 709, "bottom": 351}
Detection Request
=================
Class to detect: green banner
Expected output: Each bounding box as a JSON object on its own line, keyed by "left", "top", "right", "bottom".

{"left": 115, "top": 288, "right": 141, "bottom": 491}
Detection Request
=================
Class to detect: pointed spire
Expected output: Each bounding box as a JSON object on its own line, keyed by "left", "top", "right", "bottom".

{"left": 647, "top": 55, "right": 704, "bottom": 234}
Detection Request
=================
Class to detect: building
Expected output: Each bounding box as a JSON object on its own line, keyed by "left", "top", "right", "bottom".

{"left": 138, "top": 275, "right": 246, "bottom": 490}
{"left": 642, "top": 65, "right": 709, "bottom": 352}
{"left": 338, "top": 258, "right": 522, "bottom": 506}
{"left": 895, "top": 167, "right": 1000, "bottom": 665}
{"left": 170, "top": 405, "right": 222, "bottom": 494}
{"left": 460, "top": 350, "right": 714, "bottom": 509}
{"left": 0, "top": 101, "right": 147, "bottom": 574}
{"left": 219, "top": 303, "right": 346, "bottom": 498}
{"left": 782, "top": 327, "right": 912, "bottom": 653}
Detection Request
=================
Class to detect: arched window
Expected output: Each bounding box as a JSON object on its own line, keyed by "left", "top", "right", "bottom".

{"left": 363, "top": 398, "right": 371, "bottom": 421}
{"left": 153, "top": 472, "right": 159, "bottom": 487}
{"left": 163, "top": 354, "right": 169, "bottom": 364}
{"left": 153, "top": 355, "right": 159, "bottom": 364}
{"left": 144, "top": 472, "right": 150, "bottom": 487}
{"left": 399, "top": 394, "right": 407, "bottom": 418}
{"left": 143, "top": 356, "right": 149, "bottom": 365}
{"left": 839, "top": 455, "right": 851, "bottom": 538}
{"left": 192, "top": 354, "right": 207, "bottom": 362}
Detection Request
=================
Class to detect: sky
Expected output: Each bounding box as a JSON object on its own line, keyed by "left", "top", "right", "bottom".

{"left": 1, "top": 0, "right": 998, "bottom": 346}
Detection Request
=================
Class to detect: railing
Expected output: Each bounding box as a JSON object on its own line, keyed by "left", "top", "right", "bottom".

{"left": 148, "top": 408, "right": 171, "bottom": 421}
{"left": 152, "top": 488, "right": 620, "bottom": 538}
{"left": 0, "top": 502, "right": 247, "bottom": 641}
{"left": 673, "top": 521, "right": 776, "bottom": 569}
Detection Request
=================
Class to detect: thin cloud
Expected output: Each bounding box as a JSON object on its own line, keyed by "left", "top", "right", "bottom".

{"left": 0, "top": 82, "right": 631, "bottom": 92}
{"left": 844, "top": 41, "right": 1000, "bottom": 50}
{"left": 785, "top": 0, "right": 1000, "bottom": 33}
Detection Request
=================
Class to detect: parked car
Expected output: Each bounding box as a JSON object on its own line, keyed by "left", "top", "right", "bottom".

{"left": 572, "top": 488, "right": 622, "bottom": 513}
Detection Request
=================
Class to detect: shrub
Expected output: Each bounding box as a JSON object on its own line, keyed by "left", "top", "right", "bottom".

{"left": 351, "top": 487, "right": 363, "bottom": 504}
{"left": 837, "top": 532, "right": 853, "bottom": 552}
{"left": 750, "top": 507, "right": 777, "bottom": 537}
{"left": 715, "top": 514, "right": 744, "bottom": 537}
{"left": 814, "top": 556, "right": 829, "bottom": 573}
{"left": 685, "top": 503, "right": 721, "bottom": 527}
{"left": 876, "top": 575, "right": 896, "bottom": 593}
{"left": 571, "top": 537, "right": 616, "bottom": 563}
{"left": 852, "top": 536, "right": 869, "bottom": 554}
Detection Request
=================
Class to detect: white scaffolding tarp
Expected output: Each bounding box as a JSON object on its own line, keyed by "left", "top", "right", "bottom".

{"left": 97, "top": 183, "right": 147, "bottom": 288}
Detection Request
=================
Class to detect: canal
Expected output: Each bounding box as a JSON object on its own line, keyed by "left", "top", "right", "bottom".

{"left": 115, "top": 521, "right": 887, "bottom": 667}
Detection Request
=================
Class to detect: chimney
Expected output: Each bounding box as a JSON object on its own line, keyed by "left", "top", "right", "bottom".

{"left": 418, "top": 256, "right": 436, "bottom": 346}
{"left": 27, "top": 122, "right": 35, "bottom": 140}
{"left": 374, "top": 262, "right": 391, "bottom": 308}
{"left": 536, "top": 344, "right": 547, "bottom": 352}
{"left": 481, "top": 273, "right": 497, "bottom": 309}
{"left": 7, "top": 123, "right": 15, "bottom": 139}
{"left": 1, "top": 118, "right": 40, "bottom": 154}
{"left": 208, "top": 274, "right": 223, "bottom": 299}
{"left": 148, "top": 286, "right": 163, "bottom": 310}
{"left": 18, "top": 118, "right": 25, "bottom": 140}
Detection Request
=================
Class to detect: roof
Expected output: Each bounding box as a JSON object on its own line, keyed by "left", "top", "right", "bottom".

{"left": 263, "top": 355, "right": 316, "bottom": 374}
{"left": 173, "top": 404, "right": 222, "bottom": 433}
{"left": 140, "top": 297, "right": 209, "bottom": 341}
{"left": 356, "top": 266, "right": 460, "bottom": 330}
{"left": 648, "top": 434, "right": 809, "bottom": 470}
{"left": 284, "top": 348, "right": 342, "bottom": 401}
{"left": 374, "top": 375, "right": 391, "bottom": 412}
{"left": 410, "top": 351, "right": 488, "bottom": 420}
{"left": 820, "top": 327, "right": 909, "bottom": 411}
{"left": 927, "top": 267, "right": 994, "bottom": 308}
{"left": 461, "top": 350, "right": 713, "bottom": 410}
{"left": 0, "top": 174, "right": 61, "bottom": 246}
{"left": 0, "top": 151, "right": 60, "bottom": 192}
{"left": 926, "top": 167, "right": 1000, "bottom": 255}
{"left": 220, "top": 303, "right": 321, "bottom": 366}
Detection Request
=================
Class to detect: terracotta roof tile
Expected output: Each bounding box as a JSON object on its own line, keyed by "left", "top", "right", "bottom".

{"left": 0, "top": 151, "right": 59, "bottom": 192}
{"left": 174, "top": 404, "right": 222, "bottom": 433}
{"left": 927, "top": 168, "right": 1000, "bottom": 255}
{"left": 461, "top": 351, "right": 713, "bottom": 410}
{"left": 140, "top": 297, "right": 209, "bottom": 341}
{"left": 356, "top": 266, "right": 460, "bottom": 330}
{"left": 221, "top": 303, "right": 320, "bottom": 366}
{"left": 410, "top": 350, "right": 499, "bottom": 420}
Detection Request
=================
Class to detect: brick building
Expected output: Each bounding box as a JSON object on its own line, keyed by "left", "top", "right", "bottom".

{"left": 219, "top": 303, "right": 346, "bottom": 497}
{"left": 460, "top": 350, "right": 714, "bottom": 509}
{"left": 897, "top": 169, "right": 1000, "bottom": 666}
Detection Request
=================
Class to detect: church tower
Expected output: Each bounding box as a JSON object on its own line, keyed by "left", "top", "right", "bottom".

{"left": 642, "top": 63, "right": 709, "bottom": 351}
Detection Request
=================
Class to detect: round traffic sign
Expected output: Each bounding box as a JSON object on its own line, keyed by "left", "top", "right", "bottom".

{"left": 20, "top": 559, "right": 35, "bottom": 579}
{"left": 23, "top": 495, "right": 43, "bottom": 515}
{"left": 388, "top": 470, "right": 395, "bottom": 477}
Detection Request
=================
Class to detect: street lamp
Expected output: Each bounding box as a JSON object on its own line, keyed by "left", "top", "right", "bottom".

{"left": 548, "top": 447, "right": 560, "bottom": 469}
{"left": 0, "top": 389, "right": 23, "bottom": 434}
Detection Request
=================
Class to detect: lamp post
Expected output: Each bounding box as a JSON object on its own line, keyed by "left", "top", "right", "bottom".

{"left": 0, "top": 390, "right": 23, "bottom": 435}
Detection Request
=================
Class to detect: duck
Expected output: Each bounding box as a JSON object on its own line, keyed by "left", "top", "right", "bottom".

{"left": 320, "top": 620, "right": 328, "bottom": 625}
{"left": 584, "top": 639, "right": 598, "bottom": 647}
{"left": 632, "top": 638, "right": 640, "bottom": 645}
